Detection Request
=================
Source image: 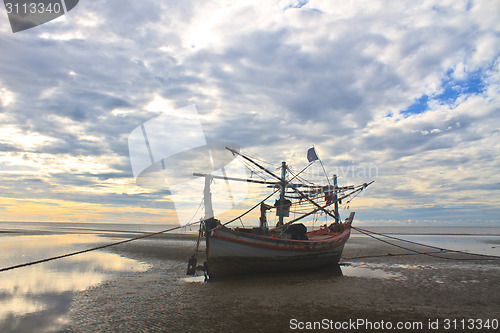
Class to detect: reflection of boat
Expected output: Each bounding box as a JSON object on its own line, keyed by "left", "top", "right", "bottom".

{"left": 187, "top": 148, "right": 372, "bottom": 278}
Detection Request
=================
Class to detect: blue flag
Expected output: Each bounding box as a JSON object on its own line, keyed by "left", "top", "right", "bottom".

{"left": 307, "top": 147, "right": 318, "bottom": 162}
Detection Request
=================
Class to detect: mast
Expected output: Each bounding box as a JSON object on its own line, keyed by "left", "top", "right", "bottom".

{"left": 333, "top": 174, "right": 339, "bottom": 223}
{"left": 203, "top": 175, "right": 214, "bottom": 220}
{"left": 277, "top": 161, "right": 287, "bottom": 226}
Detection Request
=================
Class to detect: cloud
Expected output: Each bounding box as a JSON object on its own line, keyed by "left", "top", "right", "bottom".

{"left": 0, "top": 0, "right": 498, "bottom": 224}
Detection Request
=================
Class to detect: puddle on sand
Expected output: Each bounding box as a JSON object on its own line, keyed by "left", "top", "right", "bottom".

{"left": 182, "top": 275, "right": 207, "bottom": 283}
{"left": 0, "top": 233, "right": 150, "bottom": 333}
{"left": 341, "top": 264, "right": 402, "bottom": 279}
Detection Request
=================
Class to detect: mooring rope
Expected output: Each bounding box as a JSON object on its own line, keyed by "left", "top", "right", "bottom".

{"left": 342, "top": 249, "right": 454, "bottom": 260}
{"left": 1, "top": 188, "right": 279, "bottom": 272}
{"left": 0, "top": 222, "right": 200, "bottom": 273}
{"left": 346, "top": 226, "right": 500, "bottom": 261}
{"left": 3, "top": 220, "right": 498, "bottom": 272}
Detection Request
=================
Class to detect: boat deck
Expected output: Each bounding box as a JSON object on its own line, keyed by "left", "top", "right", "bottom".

{"left": 307, "top": 234, "right": 340, "bottom": 241}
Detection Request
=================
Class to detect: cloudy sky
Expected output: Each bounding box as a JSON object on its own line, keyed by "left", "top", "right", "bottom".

{"left": 0, "top": 0, "right": 498, "bottom": 227}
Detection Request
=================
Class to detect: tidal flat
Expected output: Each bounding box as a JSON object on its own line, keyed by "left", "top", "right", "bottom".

{"left": 1, "top": 228, "right": 499, "bottom": 332}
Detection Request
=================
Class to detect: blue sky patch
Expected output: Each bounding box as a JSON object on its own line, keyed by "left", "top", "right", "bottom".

{"left": 288, "top": 0, "right": 309, "bottom": 9}
{"left": 401, "top": 70, "right": 485, "bottom": 116}
{"left": 401, "top": 95, "right": 429, "bottom": 115}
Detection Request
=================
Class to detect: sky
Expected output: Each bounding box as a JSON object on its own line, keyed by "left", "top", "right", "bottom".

{"left": 0, "top": 0, "right": 499, "bottom": 227}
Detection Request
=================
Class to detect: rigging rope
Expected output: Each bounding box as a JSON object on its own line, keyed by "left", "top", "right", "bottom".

{"left": 186, "top": 199, "right": 204, "bottom": 226}
{"left": 237, "top": 152, "right": 281, "bottom": 169}
{"left": 286, "top": 166, "right": 314, "bottom": 186}
{"left": 221, "top": 189, "right": 279, "bottom": 226}
{"left": 340, "top": 187, "right": 363, "bottom": 208}
{"left": 235, "top": 155, "right": 268, "bottom": 181}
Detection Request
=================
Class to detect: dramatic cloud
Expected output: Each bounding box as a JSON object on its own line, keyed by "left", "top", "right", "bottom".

{"left": 0, "top": 0, "right": 498, "bottom": 225}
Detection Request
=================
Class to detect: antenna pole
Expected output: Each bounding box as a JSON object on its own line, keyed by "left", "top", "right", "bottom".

{"left": 277, "top": 161, "right": 287, "bottom": 226}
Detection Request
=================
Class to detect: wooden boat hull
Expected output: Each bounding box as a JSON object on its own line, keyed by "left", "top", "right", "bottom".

{"left": 206, "top": 227, "right": 350, "bottom": 278}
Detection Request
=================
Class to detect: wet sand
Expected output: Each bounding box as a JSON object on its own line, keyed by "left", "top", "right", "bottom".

{"left": 66, "top": 235, "right": 500, "bottom": 332}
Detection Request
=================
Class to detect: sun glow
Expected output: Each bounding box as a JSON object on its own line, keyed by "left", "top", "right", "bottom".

{"left": 0, "top": 196, "right": 177, "bottom": 223}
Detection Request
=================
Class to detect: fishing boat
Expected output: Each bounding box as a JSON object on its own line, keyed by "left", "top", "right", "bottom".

{"left": 186, "top": 147, "right": 372, "bottom": 278}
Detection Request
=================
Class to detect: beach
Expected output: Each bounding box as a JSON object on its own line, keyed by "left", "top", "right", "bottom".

{"left": 1, "top": 228, "right": 499, "bottom": 332}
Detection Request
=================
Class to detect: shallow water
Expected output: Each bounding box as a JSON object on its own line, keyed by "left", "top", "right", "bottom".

{"left": 352, "top": 227, "right": 500, "bottom": 257}
{"left": 341, "top": 263, "right": 402, "bottom": 279}
{"left": 0, "top": 233, "right": 149, "bottom": 332}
